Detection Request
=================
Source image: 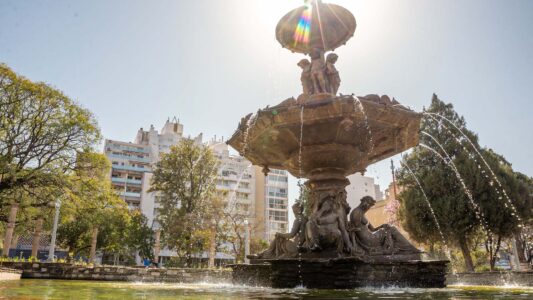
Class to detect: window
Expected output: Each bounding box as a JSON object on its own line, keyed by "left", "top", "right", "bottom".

{"left": 269, "top": 198, "right": 287, "bottom": 210}
{"left": 269, "top": 210, "right": 287, "bottom": 221}
{"left": 267, "top": 175, "right": 288, "bottom": 183}
{"left": 267, "top": 187, "right": 287, "bottom": 198}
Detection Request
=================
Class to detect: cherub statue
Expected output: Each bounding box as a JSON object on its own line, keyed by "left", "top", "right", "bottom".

{"left": 326, "top": 53, "right": 340, "bottom": 95}
{"left": 310, "top": 48, "right": 329, "bottom": 94}
{"left": 297, "top": 59, "right": 314, "bottom": 95}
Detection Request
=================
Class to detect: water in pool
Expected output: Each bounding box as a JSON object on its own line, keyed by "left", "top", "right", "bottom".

{"left": 0, "top": 280, "right": 532, "bottom": 299}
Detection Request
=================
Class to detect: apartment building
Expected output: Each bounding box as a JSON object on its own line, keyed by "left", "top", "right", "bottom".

{"left": 104, "top": 118, "right": 202, "bottom": 226}
{"left": 345, "top": 173, "right": 383, "bottom": 210}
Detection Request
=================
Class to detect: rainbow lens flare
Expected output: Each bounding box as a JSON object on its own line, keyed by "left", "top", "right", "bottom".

{"left": 293, "top": 1, "right": 313, "bottom": 46}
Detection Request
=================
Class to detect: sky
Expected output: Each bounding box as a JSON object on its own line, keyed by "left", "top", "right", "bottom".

{"left": 1, "top": 0, "right": 532, "bottom": 209}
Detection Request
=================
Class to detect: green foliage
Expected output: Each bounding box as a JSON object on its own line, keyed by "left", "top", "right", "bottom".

{"left": 398, "top": 95, "right": 479, "bottom": 246}
{"left": 397, "top": 94, "right": 532, "bottom": 272}
{"left": 125, "top": 211, "right": 155, "bottom": 259}
{"left": 150, "top": 139, "right": 219, "bottom": 264}
{"left": 297, "top": 180, "right": 311, "bottom": 216}
{"left": 57, "top": 151, "right": 149, "bottom": 262}
{"left": 251, "top": 238, "right": 269, "bottom": 254}
{"left": 0, "top": 64, "right": 100, "bottom": 208}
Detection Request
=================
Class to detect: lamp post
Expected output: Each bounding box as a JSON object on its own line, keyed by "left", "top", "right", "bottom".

{"left": 47, "top": 199, "right": 61, "bottom": 262}
{"left": 244, "top": 219, "right": 250, "bottom": 264}
{"left": 150, "top": 220, "right": 161, "bottom": 267}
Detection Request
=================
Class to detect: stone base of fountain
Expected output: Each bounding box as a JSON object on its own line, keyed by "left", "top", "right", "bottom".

{"left": 231, "top": 257, "right": 448, "bottom": 289}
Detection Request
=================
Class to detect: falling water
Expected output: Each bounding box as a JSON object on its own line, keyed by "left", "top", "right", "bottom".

{"left": 298, "top": 106, "right": 305, "bottom": 178}
{"left": 423, "top": 112, "right": 522, "bottom": 223}
{"left": 418, "top": 135, "right": 491, "bottom": 234}
{"left": 225, "top": 164, "right": 254, "bottom": 213}
{"left": 400, "top": 159, "right": 451, "bottom": 259}
{"left": 353, "top": 96, "right": 374, "bottom": 154}
{"left": 296, "top": 106, "right": 305, "bottom": 286}
{"left": 242, "top": 114, "right": 257, "bottom": 156}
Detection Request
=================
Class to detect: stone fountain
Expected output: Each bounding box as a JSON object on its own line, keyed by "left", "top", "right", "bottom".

{"left": 228, "top": 0, "right": 448, "bottom": 288}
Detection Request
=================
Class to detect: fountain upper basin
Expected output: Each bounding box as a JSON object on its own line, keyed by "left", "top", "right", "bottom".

{"left": 227, "top": 95, "right": 421, "bottom": 179}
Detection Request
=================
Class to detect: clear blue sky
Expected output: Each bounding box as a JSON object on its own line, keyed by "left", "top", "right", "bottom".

{"left": 1, "top": 0, "right": 532, "bottom": 204}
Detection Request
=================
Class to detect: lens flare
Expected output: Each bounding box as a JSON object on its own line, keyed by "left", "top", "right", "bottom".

{"left": 293, "top": 1, "right": 313, "bottom": 46}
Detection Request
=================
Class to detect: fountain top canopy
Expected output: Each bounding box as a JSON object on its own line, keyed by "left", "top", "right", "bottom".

{"left": 228, "top": 0, "right": 421, "bottom": 181}
{"left": 275, "top": 0, "right": 356, "bottom": 54}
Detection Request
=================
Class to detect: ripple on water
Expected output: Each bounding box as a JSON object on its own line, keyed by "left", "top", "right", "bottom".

{"left": 0, "top": 280, "right": 532, "bottom": 300}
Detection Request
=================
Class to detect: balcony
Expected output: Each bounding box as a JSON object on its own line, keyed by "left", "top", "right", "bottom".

{"left": 112, "top": 164, "right": 151, "bottom": 172}
{"left": 111, "top": 177, "right": 142, "bottom": 185}
{"left": 108, "top": 144, "right": 150, "bottom": 154}
{"left": 119, "top": 191, "right": 142, "bottom": 198}
{"left": 108, "top": 154, "right": 151, "bottom": 163}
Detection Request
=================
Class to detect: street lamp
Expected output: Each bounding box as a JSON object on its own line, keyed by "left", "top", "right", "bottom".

{"left": 151, "top": 220, "right": 161, "bottom": 267}
{"left": 47, "top": 198, "right": 61, "bottom": 262}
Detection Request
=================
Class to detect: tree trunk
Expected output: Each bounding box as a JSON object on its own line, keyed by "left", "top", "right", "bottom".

{"left": 486, "top": 235, "right": 500, "bottom": 271}
{"left": 458, "top": 236, "right": 475, "bottom": 272}
{"left": 153, "top": 229, "right": 161, "bottom": 265}
{"left": 89, "top": 227, "right": 99, "bottom": 264}
{"left": 208, "top": 225, "right": 216, "bottom": 268}
{"left": 10, "top": 234, "right": 19, "bottom": 250}
{"left": 31, "top": 217, "right": 44, "bottom": 258}
{"left": 514, "top": 232, "right": 528, "bottom": 263}
{"left": 2, "top": 203, "right": 19, "bottom": 257}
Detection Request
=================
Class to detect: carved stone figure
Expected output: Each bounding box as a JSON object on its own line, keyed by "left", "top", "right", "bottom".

{"left": 255, "top": 203, "right": 307, "bottom": 259}
{"left": 326, "top": 53, "right": 340, "bottom": 95}
{"left": 305, "top": 190, "right": 352, "bottom": 253}
{"left": 310, "top": 48, "right": 329, "bottom": 94}
{"left": 348, "top": 196, "right": 420, "bottom": 255}
{"left": 297, "top": 59, "right": 314, "bottom": 96}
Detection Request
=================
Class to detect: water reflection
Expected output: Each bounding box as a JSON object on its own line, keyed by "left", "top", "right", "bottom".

{"left": 0, "top": 280, "right": 531, "bottom": 300}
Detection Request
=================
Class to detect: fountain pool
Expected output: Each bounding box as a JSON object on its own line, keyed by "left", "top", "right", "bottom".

{"left": 0, "top": 280, "right": 531, "bottom": 300}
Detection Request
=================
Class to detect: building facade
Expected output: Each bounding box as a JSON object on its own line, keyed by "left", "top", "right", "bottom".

{"left": 104, "top": 119, "right": 202, "bottom": 227}
{"left": 210, "top": 141, "right": 256, "bottom": 221}
{"left": 210, "top": 141, "right": 290, "bottom": 243}
{"left": 104, "top": 120, "right": 289, "bottom": 263}
{"left": 345, "top": 173, "right": 383, "bottom": 211}
{"left": 253, "top": 167, "right": 289, "bottom": 242}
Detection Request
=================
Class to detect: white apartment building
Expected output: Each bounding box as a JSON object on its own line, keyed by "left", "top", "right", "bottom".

{"left": 254, "top": 167, "right": 290, "bottom": 241}
{"left": 104, "top": 118, "right": 202, "bottom": 227}
{"left": 345, "top": 173, "right": 383, "bottom": 210}
{"left": 210, "top": 141, "right": 290, "bottom": 243}
{"left": 104, "top": 120, "right": 289, "bottom": 262}
{"left": 210, "top": 141, "right": 256, "bottom": 219}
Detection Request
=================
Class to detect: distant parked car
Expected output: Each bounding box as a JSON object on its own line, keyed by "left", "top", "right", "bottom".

{"left": 494, "top": 259, "right": 512, "bottom": 270}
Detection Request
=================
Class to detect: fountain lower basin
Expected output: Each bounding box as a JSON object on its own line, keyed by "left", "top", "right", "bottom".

{"left": 231, "top": 257, "right": 449, "bottom": 289}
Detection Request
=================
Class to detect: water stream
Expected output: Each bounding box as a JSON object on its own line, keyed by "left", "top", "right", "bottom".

{"left": 419, "top": 134, "right": 490, "bottom": 234}
{"left": 353, "top": 96, "right": 375, "bottom": 154}
{"left": 401, "top": 158, "right": 451, "bottom": 259}
{"left": 423, "top": 112, "right": 522, "bottom": 223}
{"left": 299, "top": 106, "right": 305, "bottom": 179}
{"left": 242, "top": 113, "right": 257, "bottom": 157}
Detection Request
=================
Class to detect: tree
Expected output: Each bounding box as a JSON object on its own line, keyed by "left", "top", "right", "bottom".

{"left": 150, "top": 139, "right": 219, "bottom": 266}
{"left": 397, "top": 94, "right": 531, "bottom": 272}
{"left": 124, "top": 211, "right": 155, "bottom": 260}
{"left": 0, "top": 64, "right": 100, "bottom": 205}
{"left": 0, "top": 64, "right": 100, "bottom": 252}
{"left": 57, "top": 151, "right": 129, "bottom": 262}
